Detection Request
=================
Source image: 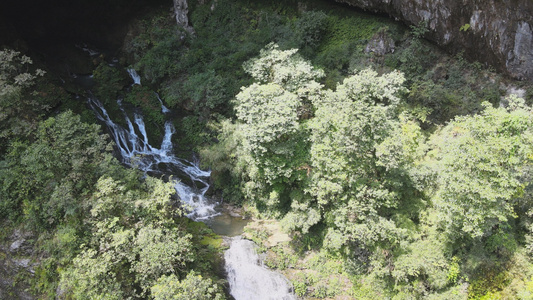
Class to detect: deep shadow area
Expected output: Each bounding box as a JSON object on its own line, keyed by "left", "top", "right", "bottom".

{"left": 0, "top": 0, "right": 170, "bottom": 72}
{"left": 0, "top": 0, "right": 170, "bottom": 47}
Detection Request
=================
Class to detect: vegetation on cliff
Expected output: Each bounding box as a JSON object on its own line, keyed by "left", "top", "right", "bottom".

{"left": 1, "top": 0, "right": 533, "bottom": 299}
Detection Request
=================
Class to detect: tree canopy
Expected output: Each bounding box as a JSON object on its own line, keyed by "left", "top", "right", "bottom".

{"left": 205, "top": 44, "right": 533, "bottom": 299}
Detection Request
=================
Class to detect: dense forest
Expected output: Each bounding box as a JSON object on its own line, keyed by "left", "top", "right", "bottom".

{"left": 1, "top": 0, "right": 533, "bottom": 299}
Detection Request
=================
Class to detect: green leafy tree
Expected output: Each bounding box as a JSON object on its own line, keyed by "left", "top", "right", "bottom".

{"left": 308, "top": 68, "right": 409, "bottom": 250}
{"left": 429, "top": 96, "right": 533, "bottom": 239}
{"left": 151, "top": 272, "right": 225, "bottom": 300}
{"left": 221, "top": 45, "right": 417, "bottom": 247}
{"left": 0, "top": 111, "right": 112, "bottom": 227}
{"left": 0, "top": 49, "right": 47, "bottom": 154}
{"left": 232, "top": 43, "right": 323, "bottom": 213}
{"left": 59, "top": 176, "right": 196, "bottom": 299}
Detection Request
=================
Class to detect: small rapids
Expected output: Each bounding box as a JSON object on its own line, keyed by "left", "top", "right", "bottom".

{"left": 85, "top": 67, "right": 295, "bottom": 299}
{"left": 87, "top": 95, "right": 218, "bottom": 220}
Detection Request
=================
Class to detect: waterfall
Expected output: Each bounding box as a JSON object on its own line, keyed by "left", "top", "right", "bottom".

{"left": 127, "top": 68, "right": 142, "bottom": 85}
{"left": 225, "top": 237, "right": 295, "bottom": 300}
{"left": 160, "top": 121, "right": 175, "bottom": 152}
{"left": 87, "top": 95, "right": 218, "bottom": 220}
{"left": 87, "top": 67, "right": 295, "bottom": 299}
{"left": 156, "top": 92, "right": 171, "bottom": 113}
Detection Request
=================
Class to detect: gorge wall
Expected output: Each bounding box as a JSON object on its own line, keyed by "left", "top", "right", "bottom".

{"left": 333, "top": 0, "right": 533, "bottom": 81}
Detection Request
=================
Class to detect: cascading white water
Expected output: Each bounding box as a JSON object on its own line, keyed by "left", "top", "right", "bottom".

{"left": 225, "top": 237, "right": 295, "bottom": 300}
{"left": 127, "top": 68, "right": 142, "bottom": 85}
{"left": 156, "top": 92, "right": 171, "bottom": 113}
{"left": 86, "top": 68, "right": 295, "bottom": 299}
{"left": 160, "top": 121, "right": 175, "bottom": 152}
{"left": 87, "top": 94, "right": 218, "bottom": 220}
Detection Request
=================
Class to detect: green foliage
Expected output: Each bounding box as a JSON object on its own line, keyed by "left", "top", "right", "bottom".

{"left": 3, "top": 1, "right": 533, "bottom": 299}
{"left": 388, "top": 27, "right": 436, "bottom": 83}
{"left": 93, "top": 63, "right": 127, "bottom": 106}
{"left": 151, "top": 271, "right": 225, "bottom": 300}
{"left": 208, "top": 41, "right": 533, "bottom": 299}
{"left": 312, "top": 9, "right": 398, "bottom": 86}
{"left": 242, "top": 43, "right": 325, "bottom": 92}
{"left": 293, "top": 11, "right": 328, "bottom": 48}
{"left": 460, "top": 23, "right": 471, "bottom": 32}
{"left": 126, "top": 15, "right": 183, "bottom": 84}
{"left": 58, "top": 176, "right": 197, "bottom": 298}
{"left": 200, "top": 120, "right": 244, "bottom": 203}
{"left": 320, "top": 12, "right": 384, "bottom": 52}
{"left": 125, "top": 85, "right": 164, "bottom": 124}
{"left": 216, "top": 46, "right": 421, "bottom": 260}
{"left": 309, "top": 68, "right": 410, "bottom": 249}
{"left": 175, "top": 116, "right": 209, "bottom": 151}
{"left": 0, "top": 106, "right": 227, "bottom": 298}
{"left": 429, "top": 96, "right": 533, "bottom": 239}
{"left": 448, "top": 256, "right": 461, "bottom": 284}
{"left": 0, "top": 49, "right": 48, "bottom": 155}
{"left": 289, "top": 251, "right": 351, "bottom": 298}
{"left": 292, "top": 277, "right": 308, "bottom": 297}
{"left": 136, "top": 32, "right": 182, "bottom": 84}
{"left": 124, "top": 85, "right": 164, "bottom": 142}
{"left": 230, "top": 44, "right": 324, "bottom": 213}
{"left": 468, "top": 268, "right": 510, "bottom": 299}
{"left": 0, "top": 111, "right": 112, "bottom": 228}
{"left": 411, "top": 21, "right": 429, "bottom": 39}
{"left": 390, "top": 237, "right": 449, "bottom": 290}
{"left": 181, "top": 69, "right": 229, "bottom": 116}
{"left": 264, "top": 245, "right": 299, "bottom": 270}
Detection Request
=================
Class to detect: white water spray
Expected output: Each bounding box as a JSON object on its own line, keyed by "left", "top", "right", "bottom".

{"left": 87, "top": 68, "right": 295, "bottom": 299}
{"left": 225, "top": 237, "right": 295, "bottom": 300}
{"left": 127, "top": 68, "right": 142, "bottom": 85}
{"left": 88, "top": 96, "right": 218, "bottom": 219}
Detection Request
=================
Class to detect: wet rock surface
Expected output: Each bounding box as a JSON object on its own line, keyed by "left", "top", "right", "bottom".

{"left": 0, "top": 229, "right": 36, "bottom": 300}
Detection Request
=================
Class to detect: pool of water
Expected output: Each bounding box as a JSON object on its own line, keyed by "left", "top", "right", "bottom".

{"left": 205, "top": 213, "right": 250, "bottom": 237}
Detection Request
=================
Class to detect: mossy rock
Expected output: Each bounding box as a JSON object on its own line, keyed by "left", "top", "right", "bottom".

{"left": 200, "top": 235, "right": 224, "bottom": 250}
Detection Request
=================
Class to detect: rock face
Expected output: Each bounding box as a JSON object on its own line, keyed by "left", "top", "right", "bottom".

{"left": 334, "top": 0, "right": 533, "bottom": 81}
{"left": 173, "top": 0, "right": 194, "bottom": 34}
{"left": 0, "top": 230, "right": 35, "bottom": 300}
{"left": 365, "top": 29, "right": 395, "bottom": 56}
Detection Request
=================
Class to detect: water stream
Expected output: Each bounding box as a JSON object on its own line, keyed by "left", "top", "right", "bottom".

{"left": 225, "top": 237, "right": 295, "bottom": 300}
{"left": 88, "top": 95, "right": 218, "bottom": 220}
{"left": 85, "top": 68, "right": 295, "bottom": 299}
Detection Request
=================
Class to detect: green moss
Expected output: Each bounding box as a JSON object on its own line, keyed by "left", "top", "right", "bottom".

{"left": 200, "top": 236, "right": 224, "bottom": 249}
{"left": 321, "top": 15, "right": 381, "bottom": 50}
{"left": 185, "top": 218, "right": 211, "bottom": 234}
{"left": 469, "top": 269, "right": 511, "bottom": 299}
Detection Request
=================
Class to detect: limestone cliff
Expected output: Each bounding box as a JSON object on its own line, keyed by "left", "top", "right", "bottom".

{"left": 334, "top": 0, "right": 533, "bottom": 81}
{"left": 174, "top": 0, "right": 194, "bottom": 34}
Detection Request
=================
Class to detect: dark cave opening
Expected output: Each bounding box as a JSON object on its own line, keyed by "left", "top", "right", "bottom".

{"left": 0, "top": 0, "right": 170, "bottom": 73}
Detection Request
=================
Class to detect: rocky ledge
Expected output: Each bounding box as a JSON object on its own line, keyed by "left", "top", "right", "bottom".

{"left": 334, "top": 0, "right": 533, "bottom": 81}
